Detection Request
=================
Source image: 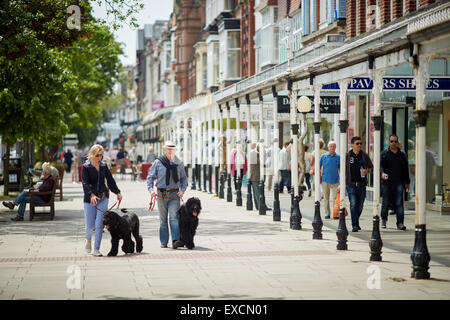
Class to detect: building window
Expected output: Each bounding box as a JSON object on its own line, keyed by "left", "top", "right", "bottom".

{"left": 219, "top": 29, "right": 241, "bottom": 80}
{"left": 178, "top": 37, "right": 183, "bottom": 64}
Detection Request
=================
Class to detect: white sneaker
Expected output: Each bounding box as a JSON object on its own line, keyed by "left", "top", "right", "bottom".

{"left": 85, "top": 240, "right": 91, "bottom": 254}
{"left": 92, "top": 250, "right": 103, "bottom": 257}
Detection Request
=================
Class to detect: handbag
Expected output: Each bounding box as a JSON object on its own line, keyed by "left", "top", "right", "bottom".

{"left": 333, "top": 190, "right": 348, "bottom": 218}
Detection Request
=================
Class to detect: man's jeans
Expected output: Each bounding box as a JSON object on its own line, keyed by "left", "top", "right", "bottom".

{"left": 346, "top": 185, "right": 366, "bottom": 228}
{"left": 279, "top": 170, "right": 291, "bottom": 193}
{"left": 15, "top": 190, "right": 45, "bottom": 218}
{"left": 381, "top": 183, "right": 405, "bottom": 226}
{"left": 156, "top": 191, "right": 180, "bottom": 245}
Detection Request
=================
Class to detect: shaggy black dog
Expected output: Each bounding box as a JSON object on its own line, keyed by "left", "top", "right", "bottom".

{"left": 103, "top": 209, "right": 143, "bottom": 256}
{"left": 174, "top": 197, "right": 202, "bottom": 250}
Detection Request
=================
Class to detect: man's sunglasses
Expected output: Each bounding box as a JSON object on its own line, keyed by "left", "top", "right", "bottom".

{"left": 354, "top": 142, "right": 362, "bottom": 145}
{"left": 390, "top": 140, "right": 398, "bottom": 143}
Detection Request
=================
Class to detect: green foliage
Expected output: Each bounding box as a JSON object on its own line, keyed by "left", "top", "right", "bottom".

{"left": 0, "top": 0, "right": 141, "bottom": 148}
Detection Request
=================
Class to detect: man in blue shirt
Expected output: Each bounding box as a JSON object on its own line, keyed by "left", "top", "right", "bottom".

{"left": 147, "top": 141, "right": 188, "bottom": 249}
{"left": 319, "top": 141, "right": 340, "bottom": 219}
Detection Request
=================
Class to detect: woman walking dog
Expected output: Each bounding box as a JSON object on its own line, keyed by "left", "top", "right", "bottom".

{"left": 82, "top": 144, "right": 122, "bottom": 256}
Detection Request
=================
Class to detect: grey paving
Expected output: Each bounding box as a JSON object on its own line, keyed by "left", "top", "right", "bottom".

{"left": 0, "top": 174, "right": 449, "bottom": 300}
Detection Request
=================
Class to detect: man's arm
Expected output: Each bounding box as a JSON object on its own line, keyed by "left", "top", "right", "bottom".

{"left": 146, "top": 160, "right": 158, "bottom": 193}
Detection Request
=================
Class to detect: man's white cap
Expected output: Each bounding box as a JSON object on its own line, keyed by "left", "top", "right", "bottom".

{"left": 164, "top": 140, "right": 177, "bottom": 148}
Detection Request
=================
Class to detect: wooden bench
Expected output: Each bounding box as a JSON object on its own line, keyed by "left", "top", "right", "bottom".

{"left": 55, "top": 167, "right": 64, "bottom": 201}
{"left": 29, "top": 178, "right": 58, "bottom": 221}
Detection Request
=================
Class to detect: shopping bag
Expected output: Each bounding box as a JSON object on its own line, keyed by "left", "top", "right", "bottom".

{"left": 333, "top": 190, "right": 348, "bottom": 218}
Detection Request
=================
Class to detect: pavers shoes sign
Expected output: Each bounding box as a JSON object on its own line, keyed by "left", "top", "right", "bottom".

{"left": 277, "top": 96, "right": 340, "bottom": 114}
{"left": 322, "top": 77, "right": 450, "bottom": 91}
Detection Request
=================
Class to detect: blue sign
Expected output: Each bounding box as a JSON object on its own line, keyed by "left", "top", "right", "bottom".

{"left": 321, "top": 77, "right": 450, "bottom": 91}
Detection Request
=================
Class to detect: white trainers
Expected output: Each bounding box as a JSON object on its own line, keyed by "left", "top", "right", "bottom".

{"left": 92, "top": 250, "right": 103, "bottom": 257}
{"left": 85, "top": 240, "right": 92, "bottom": 254}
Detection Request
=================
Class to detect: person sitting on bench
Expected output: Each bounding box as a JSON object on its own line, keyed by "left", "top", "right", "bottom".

{"left": 3, "top": 166, "right": 55, "bottom": 221}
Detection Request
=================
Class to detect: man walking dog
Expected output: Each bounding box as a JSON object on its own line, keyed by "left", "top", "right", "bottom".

{"left": 147, "top": 141, "right": 188, "bottom": 249}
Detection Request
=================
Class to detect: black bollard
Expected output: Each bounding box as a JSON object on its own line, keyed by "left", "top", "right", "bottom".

{"left": 191, "top": 164, "right": 196, "bottom": 190}
{"left": 196, "top": 164, "right": 201, "bottom": 191}
{"left": 246, "top": 181, "right": 253, "bottom": 210}
{"left": 203, "top": 164, "right": 207, "bottom": 192}
{"left": 290, "top": 194, "right": 301, "bottom": 230}
{"left": 272, "top": 182, "right": 281, "bottom": 221}
{"left": 336, "top": 208, "right": 348, "bottom": 250}
{"left": 226, "top": 173, "right": 232, "bottom": 202}
{"left": 236, "top": 171, "right": 243, "bottom": 206}
{"left": 219, "top": 171, "right": 226, "bottom": 199}
{"left": 369, "top": 215, "right": 383, "bottom": 261}
{"left": 259, "top": 180, "right": 266, "bottom": 215}
{"left": 215, "top": 166, "right": 219, "bottom": 196}
{"left": 208, "top": 165, "right": 213, "bottom": 194}
{"left": 312, "top": 201, "right": 323, "bottom": 240}
{"left": 411, "top": 224, "right": 431, "bottom": 279}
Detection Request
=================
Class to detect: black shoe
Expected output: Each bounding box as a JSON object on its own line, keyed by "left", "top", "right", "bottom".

{"left": 381, "top": 220, "right": 387, "bottom": 229}
{"left": 11, "top": 215, "right": 23, "bottom": 221}
{"left": 172, "top": 240, "right": 183, "bottom": 249}
{"left": 352, "top": 227, "right": 359, "bottom": 232}
{"left": 3, "top": 201, "right": 14, "bottom": 210}
{"left": 397, "top": 223, "right": 406, "bottom": 231}
{"left": 357, "top": 226, "right": 361, "bottom": 231}
{"left": 265, "top": 206, "right": 272, "bottom": 211}
{"left": 325, "top": 215, "right": 331, "bottom": 219}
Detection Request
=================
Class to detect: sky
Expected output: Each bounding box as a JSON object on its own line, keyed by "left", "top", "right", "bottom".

{"left": 92, "top": 0, "right": 173, "bottom": 66}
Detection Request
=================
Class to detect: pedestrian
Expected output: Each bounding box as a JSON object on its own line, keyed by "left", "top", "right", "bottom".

{"left": 304, "top": 144, "right": 312, "bottom": 197}
{"left": 129, "top": 147, "right": 137, "bottom": 164}
{"left": 147, "top": 141, "right": 188, "bottom": 249}
{"left": 380, "top": 134, "right": 410, "bottom": 230}
{"left": 82, "top": 144, "right": 122, "bottom": 256}
{"left": 72, "top": 151, "right": 81, "bottom": 184}
{"left": 117, "top": 148, "right": 126, "bottom": 177}
{"left": 231, "top": 145, "right": 247, "bottom": 190}
{"left": 278, "top": 141, "right": 292, "bottom": 193}
{"left": 249, "top": 143, "right": 271, "bottom": 211}
{"left": 318, "top": 141, "right": 340, "bottom": 219}
{"left": 346, "top": 136, "right": 373, "bottom": 232}
{"left": 146, "top": 146, "right": 157, "bottom": 163}
{"left": 3, "top": 166, "right": 55, "bottom": 222}
{"left": 64, "top": 149, "right": 73, "bottom": 173}
{"left": 265, "top": 140, "right": 278, "bottom": 191}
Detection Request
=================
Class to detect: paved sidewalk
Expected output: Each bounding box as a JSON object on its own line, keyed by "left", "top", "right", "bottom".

{"left": 0, "top": 175, "right": 449, "bottom": 300}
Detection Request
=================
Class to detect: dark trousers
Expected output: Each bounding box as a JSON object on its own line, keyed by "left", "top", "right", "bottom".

{"left": 279, "top": 170, "right": 291, "bottom": 193}
{"left": 381, "top": 183, "right": 405, "bottom": 226}
{"left": 304, "top": 173, "right": 311, "bottom": 190}
{"left": 347, "top": 185, "right": 366, "bottom": 229}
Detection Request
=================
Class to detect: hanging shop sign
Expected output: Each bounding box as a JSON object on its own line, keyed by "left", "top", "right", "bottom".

{"left": 321, "top": 77, "right": 450, "bottom": 91}
{"left": 277, "top": 96, "right": 340, "bottom": 114}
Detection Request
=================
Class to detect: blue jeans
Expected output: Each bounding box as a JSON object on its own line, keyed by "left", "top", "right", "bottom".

{"left": 279, "top": 170, "right": 292, "bottom": 193}
{"left": 15, "top": 190, "right": 46, "bottom": 218}
{"left": 156, "top": 191, "right": 180, "bottom": 245}
{"left": 346, "top": 185, "right": 366, "bottom": 229}
{"left": 84, "top": 198, "right": 109, "bottom": 250}
{"left": 304, "top": 173, "right": 311, "bottom": 190}
{"left": 381, "top": 184, "right": 405, "bottom": 226}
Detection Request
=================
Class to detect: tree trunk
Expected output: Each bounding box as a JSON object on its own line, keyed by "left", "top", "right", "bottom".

{"left": 3, "top": 140, "right": 10, "bottom": 196}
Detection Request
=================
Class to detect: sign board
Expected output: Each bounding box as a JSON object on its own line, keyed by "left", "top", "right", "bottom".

{"left": 277, "top": 96, "right": 340, "bottom": 114}
{"left": 322, "top": 77, "right": 450, "bottom": 91}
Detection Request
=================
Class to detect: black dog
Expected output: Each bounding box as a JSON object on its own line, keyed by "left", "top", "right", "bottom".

{"left": 174, "top": 197, "right": 202, "bottom": 250}
{"left": 103, "top": 209, "right": 143, "bottom": 256}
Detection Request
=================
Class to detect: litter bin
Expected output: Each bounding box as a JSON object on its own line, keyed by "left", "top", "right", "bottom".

{"left": 141, "top": 163, "right": 152, "bottom": 180}
{"left": 4, "top": 157, "right": 22, "bottom": 192}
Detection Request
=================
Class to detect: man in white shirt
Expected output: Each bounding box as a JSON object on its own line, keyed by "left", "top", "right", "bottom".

{"left": 278, "top": 141, "right": 292, "bottom": 193}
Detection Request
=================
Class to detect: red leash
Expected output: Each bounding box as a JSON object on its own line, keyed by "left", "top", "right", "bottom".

{"left": 95, "top": 199, "right": 121, "bottom": 214}
{"left": 149, "top": 193, "right": 184, "bottom": 211}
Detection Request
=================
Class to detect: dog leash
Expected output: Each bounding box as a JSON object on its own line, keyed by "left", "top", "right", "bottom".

{"left": 149, "top": 193, "right": 184, "bottom": 211}
{"left": 94, "top": 199, "right": 121, "bottom": 214}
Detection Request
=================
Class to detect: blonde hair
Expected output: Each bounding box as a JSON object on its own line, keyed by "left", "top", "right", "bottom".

{"left": 88, "top": 144, "right": 104, "bottom": 161}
